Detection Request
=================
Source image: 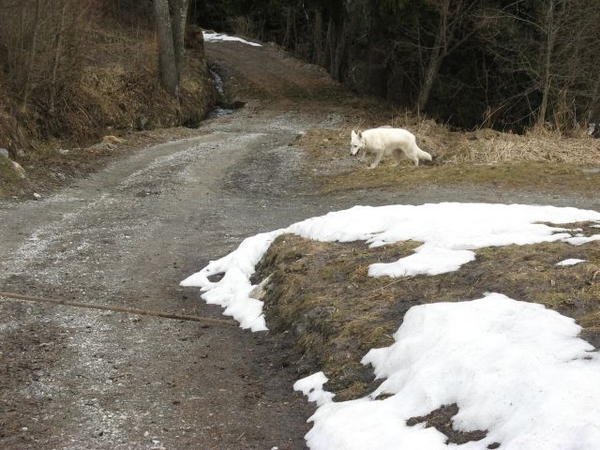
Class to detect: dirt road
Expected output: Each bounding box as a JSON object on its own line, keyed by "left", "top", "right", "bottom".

{"left": 0, "top": 38, "right": 397, "bottom": 450}
{"left": 1, "top": 39, "right": 599, "bottom": 450}
{"left": 0, "top": 42, "right": 344, "bottom": 450}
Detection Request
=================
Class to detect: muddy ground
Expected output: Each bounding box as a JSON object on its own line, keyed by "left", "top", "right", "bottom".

{"left": 1, "top": 39, "right": 600, "bottom": 450}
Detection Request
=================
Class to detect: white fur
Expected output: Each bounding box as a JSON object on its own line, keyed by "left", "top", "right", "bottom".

{"left": 350, "top": 128, "right": 432, "bottom": 169}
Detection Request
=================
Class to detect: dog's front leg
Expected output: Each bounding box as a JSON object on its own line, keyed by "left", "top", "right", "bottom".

{"left": 369, "top": 150, "right": 383, "bottom": 169}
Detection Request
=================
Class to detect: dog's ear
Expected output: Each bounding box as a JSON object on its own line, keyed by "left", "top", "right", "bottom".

{"left": 358, "top": 131, "right": 363, "bottom": 139}
{"left": 351, "top": 129, "right": 357, "bottom": 137}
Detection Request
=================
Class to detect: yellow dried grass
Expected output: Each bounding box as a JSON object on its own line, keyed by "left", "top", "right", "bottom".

{"left": 300, "top": 119, "right": 600, "bottom": 166}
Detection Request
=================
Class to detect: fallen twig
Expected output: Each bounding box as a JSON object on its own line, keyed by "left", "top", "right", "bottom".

{"left": 0, "top": 291, "right": 235, "bottom": 327}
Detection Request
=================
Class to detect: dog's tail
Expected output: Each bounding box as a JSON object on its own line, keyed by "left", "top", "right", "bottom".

{"left": 415, "top": 145, "right": 432, "bottom": 161}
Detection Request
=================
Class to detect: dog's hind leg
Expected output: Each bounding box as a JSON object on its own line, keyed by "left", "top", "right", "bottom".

{"left": 391, "top": 148, "right": 404, "bottom": 167}
{"left": 407, "top": 149, "right": 420, "bottom": 166}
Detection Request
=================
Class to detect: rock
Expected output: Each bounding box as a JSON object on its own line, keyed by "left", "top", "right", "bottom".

{"left": 11, "top": 161, "right": 26, "bottom": 179}
{"left": 0, "top": 148, "right": 9, "bottom": 158}
{"left": 249, "top": 275, "right": 271, "bottom": 300}
{"left": 101, "top": 135, "right": 124, "bottom": 144}
{"left": 33, "top": 192, "right": 41, "bottom": 200}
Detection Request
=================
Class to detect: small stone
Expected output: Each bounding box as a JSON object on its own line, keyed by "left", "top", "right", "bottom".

{"left": 12, "top": 161, "right": 26, "bottom": 178}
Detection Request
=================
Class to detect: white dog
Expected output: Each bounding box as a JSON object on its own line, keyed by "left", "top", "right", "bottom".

{"left": 350, "top": 128, "right": 432, "bottom": 169}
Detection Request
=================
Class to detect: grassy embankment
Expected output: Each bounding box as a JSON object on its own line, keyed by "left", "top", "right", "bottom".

{"left": 256, "top": 105, "right": 600, "bottom": 411}
{"left": 0, "top": 20, "right": 216, "bottom": 200}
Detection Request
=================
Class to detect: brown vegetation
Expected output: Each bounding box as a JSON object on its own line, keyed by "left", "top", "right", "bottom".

{"left": 199, "top": 0, "right": 600, "bottom": 133}
{"left": 253, "top": 228, "right": 600, "bottom": 404}
{"left": 0, "top": 1, "right": 217, "bottom": 199}
{"left": 295, "top": 116, "right": 600, "bottom": 196}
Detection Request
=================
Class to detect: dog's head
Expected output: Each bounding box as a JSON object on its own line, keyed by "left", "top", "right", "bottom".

{"left": 350, "top": 130, "right": 364, "bottom": 156}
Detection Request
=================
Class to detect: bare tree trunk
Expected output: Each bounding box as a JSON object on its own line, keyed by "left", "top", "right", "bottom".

{"left": 587, "top": 75, "right": 600, "bottom": 125}
{"left": 537, "top": 0, "right": 556, "bottom": 127}
{"left": 154, "top": 0, "right": 177, "bottom": 97}
{"left": 416, "top": 3, "right": 447, "bottom": 113}
{"left": 325, "top": 19, "right": 334, "bottom": 77}
{"left": 326, "top": 17, "right": 346, "bottom": 81}
{"left": 171, "top": 0, "right": 189, "bottom": 83}
{"left": 154, "top": 0, "right": 188, "bottom": 98}
{"left": 49, "top": 0, "right": 68, "bottom": 114}
{"left": 313, "top": 8, "right": 324, "bottom": 66}
{"left": 415, "top": 0, "right": 479, "bottom": 114}
{"left": 21, "top": 0, "right": 41, "bottom": 112}
{"left": 283, "top": 6, "right": 293, "bottom": 49}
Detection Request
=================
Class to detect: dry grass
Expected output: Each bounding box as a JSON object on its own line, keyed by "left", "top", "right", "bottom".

{"left": 296, "top": 120, "right": 600, "bottom": 195}
{"left": 254, "top": 229, "right": 600, "bottom": 402}
{"left": 62, "top": 26, "right": 215, "bottom": 141}
{"left": 320, "top": 162, "right": 599, "bottom": 196}
{"left": 253, "top": 235, "right": 421, "bottom": 400}
{"left": 264, "top": 111, "right": 600, "bottom": 407}
{"left": 0, "top": 22, "right": 216, "bottom": 200}
{"left": 434, "top": 126, "right": 600, "bottom": 165}
{"left": 0, "top": 157, "right": 21, "bottom": 198}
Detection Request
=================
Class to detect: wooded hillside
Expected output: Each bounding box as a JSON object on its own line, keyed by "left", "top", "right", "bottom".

{"left": 2, "top": 0, "right": 599, "bottom": 161}
{"left": 0, "top": 0, "right": 216, "bottom": 158}
{"left": 194, "top": 0, "right": 600, "bottom": 134}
